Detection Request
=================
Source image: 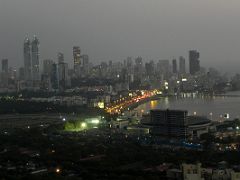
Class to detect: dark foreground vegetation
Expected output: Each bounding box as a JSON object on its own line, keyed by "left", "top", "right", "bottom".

{"left": 0, "top": 124, "right": 240, "bottom": 180}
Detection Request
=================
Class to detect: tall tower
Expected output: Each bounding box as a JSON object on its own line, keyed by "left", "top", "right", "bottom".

{"left": 31, "top": 36, "right": 40, "bottom": 81}
{"left": 172, "top": 59, "right": 177, "bottom": 74}
{"left": 43, "top": 59, "right": 54, "bottom": 76}
{"left": 24, "top": 37, "right": 32, "bottom": 81}
{"left": 189, "top": 50, "right": 200, "bottom": 75}
{"left": 1, "top": 59, "right": 8, "bottom": 87}
{"left": 57, "top": 52, "right": 64, "bottom": 64}
{"left": 51, "top": 63, "right": 59, "bottom": 90}
{"left": 58, "top": 62, "right": 69, "bottom": 91}
{"left": 73, "top": 46, "right": 81, "bottom": 76}
{"left": 2, "top": 59, "right": 8, "bottom": 73}
{"left": 179, "top": 56, "right": 186, "bottom": 74}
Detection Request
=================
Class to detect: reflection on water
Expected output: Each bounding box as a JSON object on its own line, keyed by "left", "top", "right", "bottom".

{"left": 135, "top": 93, "right": 240, "bottom": 121}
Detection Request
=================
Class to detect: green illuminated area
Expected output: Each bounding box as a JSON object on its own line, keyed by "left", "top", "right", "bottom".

{"left": 64, "top": 117, "right": 104, "bottom": 132}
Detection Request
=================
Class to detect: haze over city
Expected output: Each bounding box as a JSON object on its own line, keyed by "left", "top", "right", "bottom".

{"left": 1, "top": 0, "right": 240, "bottom": 73}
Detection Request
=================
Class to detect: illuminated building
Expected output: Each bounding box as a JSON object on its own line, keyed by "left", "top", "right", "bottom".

{"left": 73, "top": 46, "right": 81, "bottom": 76}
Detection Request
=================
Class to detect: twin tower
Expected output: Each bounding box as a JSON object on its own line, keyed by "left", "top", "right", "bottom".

{"left": 23, "top": 36, "right": 40, "bottom": 82}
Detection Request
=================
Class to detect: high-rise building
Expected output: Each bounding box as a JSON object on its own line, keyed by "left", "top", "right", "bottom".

{"left": 43, "top": 59, "right": 54, "bottom": 76}
{"left": 81, "top": 54, "right": 89, "bottom": 77}
{"left": 31, "top": 36, "right": 40, "bottom": 81}
{"left": 73, "top": 46, "right": 81, "bottom": 76}
{"left": 134, "top": 57, "right": 144, "bottom": 79}
{"left": 145, "top": 60, "right": 155, "bottom": 77}
{"left": 81, "top": 54, "right": 89, "bottom": 66}
{"left": 57, "top": 52, "right": 64, "bottom": 64}
{"left": 189, "top": 50, "right": 200, "bottom": 75}
{"left": 157, "top": 60, "right": 170, "bottom": 79}
{"left": 149, "top": 109, "right": 188, "bottom": 139}
{"left": 2, "top": 59, "right": 8, "bottom": 73}
{"left": 24, "top": 37, "right": 32, "bottom": 81}
{"left": 1, "top": 59, "right": 8, "bottom": 87}
{"left": 172, "top": 59, "right": 177, "bottom": 74}
{"left": 58, "top": 62, "right": 69, "bottom": 91}
{"left": 51, "top": 63, "right": 59, "bottom": 90}
{"left": 8, "top": 67, "right": 17, "bottom": 81}
{"left": 179, "top": 56, "right": 186, "bottom": 74}
{"left": 18, "top": 67, "right": 25, "bottom": 81}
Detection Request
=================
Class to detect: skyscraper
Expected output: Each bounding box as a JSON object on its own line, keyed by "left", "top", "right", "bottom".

{"left": 157, "top": 60, "right": 170, "bottom": 79}
{"left": 73, "top": 46, "right": 81, "bottom": 76}
{"left": 18, "top": 67, "right": 25, "bottom": 81}
{"left": 81, "top": 54, "right": 89, "bottom": 77}
{"left": 43, "top": 59, "right": 54, "bottom": 76}
{"left": 57, "top": 52, "right": 64, "bottom": 64}
{"left": 31, "top": 36, "right": 40, "bottom": 81}
{"left": 179, "top": 56, "right": 186, "bottom": 74}
{"left": 145, "top": 60, "right": 155, "bottom": 77}
{"left": 172, "top": 59, "right": 177, "bottom": 74}
{"left": 134, "top": 57, "right": 144, "bottom": 79}
{"left": 189, "top": 50, "right": 200, "bottom": 75}
{"left": 58, "top": 62, "right": 69, "bottom": 91}
{"left": 51, "top": 63, "right": 59, "bottom": 90}
{"left": 1, "top": 59, "right": 8, "bottom": 87}
{"left": 24, "top": 37, "right": 32, "bottom": 81}
{"left": 2, "top": 59, "right": 8, "bottom": 73}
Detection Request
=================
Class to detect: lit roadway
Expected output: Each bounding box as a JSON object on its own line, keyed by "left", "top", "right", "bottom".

{"left": 105, "top": 90, "right": 159, "bottom": 114}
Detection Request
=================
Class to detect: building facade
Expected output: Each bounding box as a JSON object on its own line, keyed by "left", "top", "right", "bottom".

{"left": 149, "top": 109, "right": 188, "bottom": 139}
{"left": 24, "top": 37, "right": 32, "bottom": 81}
{"left": 189, "top": 50, "right": 200, "bottom": 75}
{"left": 31, "top": 36, "right": 40, "bottom": 81}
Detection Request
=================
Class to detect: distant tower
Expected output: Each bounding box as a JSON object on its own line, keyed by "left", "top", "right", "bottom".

{"left": 2, "top": 59, "right": 8, "bottom": 73}
{"left": 31, "top": 36, "right": 40, "bottom": 81}
{"left": 189, "top": 50, "right": 200, "bottom": 75}
{"left": 58, "top": 62, "right": 69, "bottom": 91}
{"left": 134, "top": 57, "right": 144, "bottom": 79}
{"left": 179, "top": 56, "right": 186, "bottom": 74}
{"left": 1, "top": 59, "right": 8, "bottom": 87}
{"left": 19, "top": 67, "right": 25, "bottom": 81}
{"left": 172, "top": 59, "right": 177, "bottom": 74}
{"left": 51, "top": 63, "right": 59, "bottom": 90}
{"left": 57, "top": 52, "right": 64, "bottom": 64}
{"left": 24, "top": 37, "right": 32, "bottom": 81}
{"left": 73, "top": 46, "right": 81, "bottom": 76}
{"left": 43, "top": 59, "right": 54, "bottom": 76}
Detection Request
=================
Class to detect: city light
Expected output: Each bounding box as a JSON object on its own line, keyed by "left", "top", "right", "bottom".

{"left": 91, "top": 119, "right": 100, "bottom": 124}
{"left": 55, "top": 168, "right": 61, "bottom": 173}
{"left": 97, "top": 102, "right": 105, "bottom": 109}
{"left": 81, "top": 122, "right": 87, "bottom": 128}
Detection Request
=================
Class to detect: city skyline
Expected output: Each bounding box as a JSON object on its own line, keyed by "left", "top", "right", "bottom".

{"left": 1, "top": 0, "right": 240, "bottom": 73}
